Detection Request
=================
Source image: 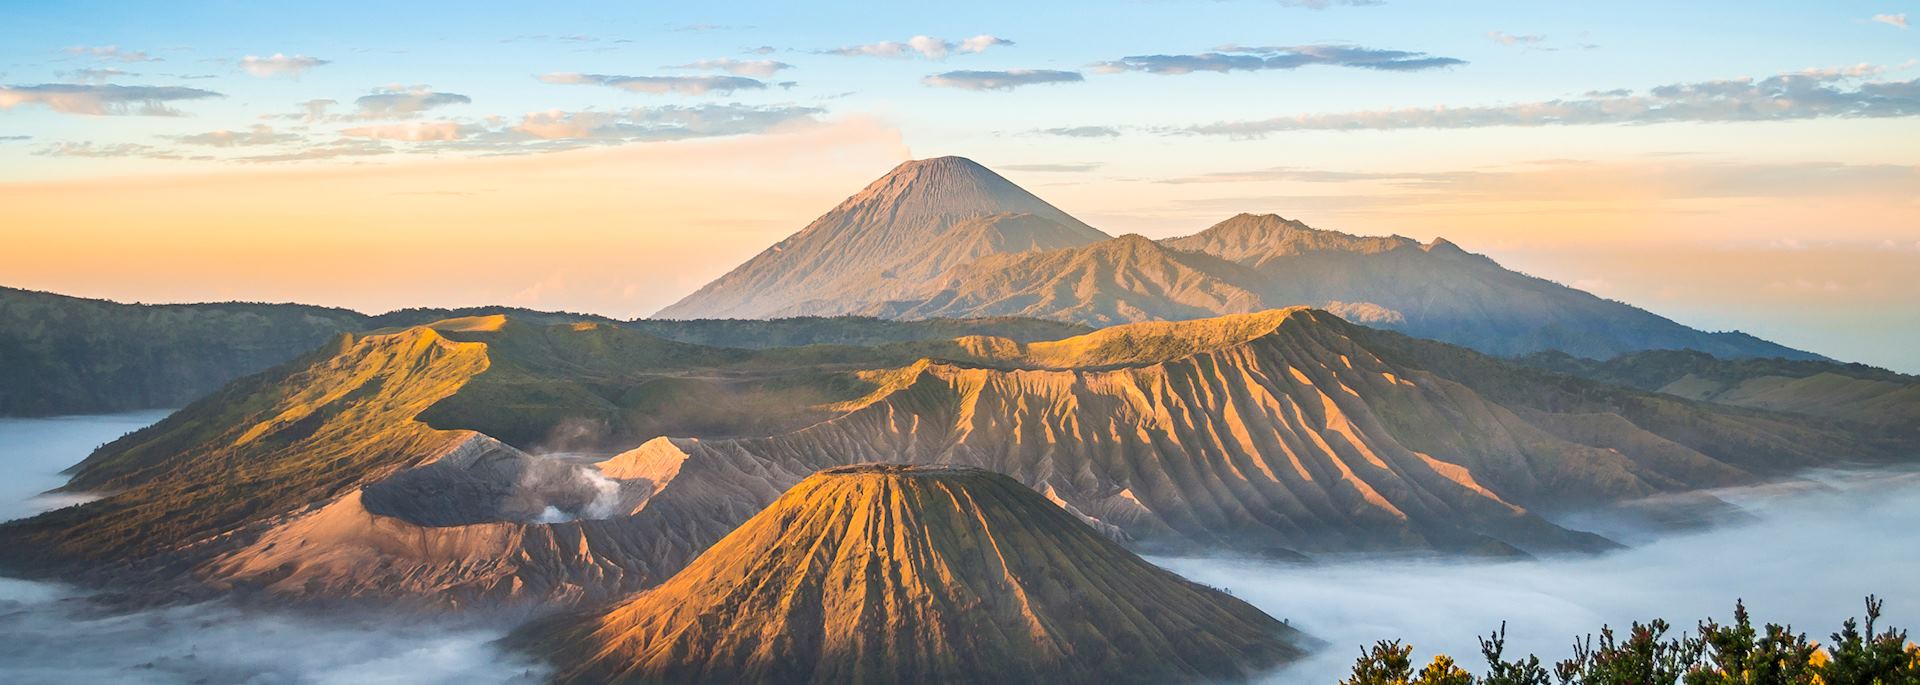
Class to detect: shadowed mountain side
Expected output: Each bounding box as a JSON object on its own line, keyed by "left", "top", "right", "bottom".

{"left": 656, "top": 156, "right": 1109, "bottom": 320}
{"left": 512, "top": 465, "right": 1307, "bottom": 685}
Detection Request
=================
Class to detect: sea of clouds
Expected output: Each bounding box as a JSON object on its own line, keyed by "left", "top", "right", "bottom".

{"left": 1158, "top": 468, "right": 1920, "bottom": 684}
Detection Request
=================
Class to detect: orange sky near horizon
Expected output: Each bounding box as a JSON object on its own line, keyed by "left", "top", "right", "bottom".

{"left": 4, "top": 116, "right": 1916, "bottom": 370}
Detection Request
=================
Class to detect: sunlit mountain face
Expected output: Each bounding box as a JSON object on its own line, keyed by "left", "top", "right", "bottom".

{"left": 2, "top": 3, "right": 1917, "bottom": 684}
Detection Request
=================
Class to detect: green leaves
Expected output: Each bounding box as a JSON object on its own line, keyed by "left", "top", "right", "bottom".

{"left": 1345, "top": 598, "right": 1920, "bottom": 685}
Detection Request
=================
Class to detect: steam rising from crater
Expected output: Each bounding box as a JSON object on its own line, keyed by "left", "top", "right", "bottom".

{"left": 525, "top": 466, "right": 622, "bottom": 524}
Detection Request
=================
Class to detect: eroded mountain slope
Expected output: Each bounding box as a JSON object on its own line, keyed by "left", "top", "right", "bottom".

{"left": 512, "top": 465, "right": 1307, "bottom": 685}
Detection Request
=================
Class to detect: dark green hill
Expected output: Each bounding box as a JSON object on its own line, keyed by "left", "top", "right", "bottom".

{"left": 0, "top": 286, "right": 1086, "bottom": 417}
{"left": 0, "top": 286, "right": 366, "bottom": 416}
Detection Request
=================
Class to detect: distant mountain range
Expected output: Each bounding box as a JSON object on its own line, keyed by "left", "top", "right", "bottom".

{"left": 660, "top": 157, "right": 1818, "bottom": 362}
{"left": 5, "top": 309, "right": 1902, "bottom": 606}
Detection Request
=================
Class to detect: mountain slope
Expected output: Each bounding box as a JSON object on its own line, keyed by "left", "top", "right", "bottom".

{"left": 862, "top": 234, "right": 1268, "bottom": 325}
{"left": 614, "top": 309, "right": 1882, "bottom": 563}
{"left": 513, "top": 464, "right": 1307, "bottom": 685}
{"left": 655, "top": 156, "right": 1109, "bottom": 319}
{"left": 855, "top": 213, "right": 1815, "bottom": 360}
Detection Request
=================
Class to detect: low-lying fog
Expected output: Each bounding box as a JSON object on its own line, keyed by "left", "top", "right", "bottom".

{"left": 1158, "top": 468, "right": 1920, "bottom": 684}
{"left": 3, "top": 413, "right": 1915, "bottom": 683}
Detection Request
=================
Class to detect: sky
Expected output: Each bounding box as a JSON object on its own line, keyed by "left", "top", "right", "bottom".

{"left": 1, "top": 1, "right": 1916, "bottom": 370}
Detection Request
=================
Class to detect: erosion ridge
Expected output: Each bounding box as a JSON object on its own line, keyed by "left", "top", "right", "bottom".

{"left": 511, "top": 464, "right": 1308, "bottom": 685}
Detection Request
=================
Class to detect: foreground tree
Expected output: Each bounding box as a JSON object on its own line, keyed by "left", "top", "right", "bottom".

{"left": 1344, "top": 597, "right": 1920, "bottom": 685}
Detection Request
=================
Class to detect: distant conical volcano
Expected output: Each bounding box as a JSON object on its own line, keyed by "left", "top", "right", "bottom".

{"left": 513, "top": 464, "right": 1307, "bottom": 685}
{"left": 654, "top": 156, "right": 1109, "bottom": 319}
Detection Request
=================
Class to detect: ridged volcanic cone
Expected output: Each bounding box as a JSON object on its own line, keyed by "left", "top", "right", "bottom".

{"left": 513, "top": 463, "right": 1307, "bottom": 684}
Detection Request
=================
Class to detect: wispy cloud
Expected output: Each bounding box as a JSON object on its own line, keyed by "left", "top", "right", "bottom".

{"left": 538, "top": 72, "right": 766, "bottom": 95}
{"left": 57, "top": 68, "right": 135, "bottom": 83}
{"left": 340, "top": 121, "right": 475, "bottom": 141}
{"left": 1093, "top": 44, "right": 1465, "bottom": 75}
{"left": 1000, "top": 162, "right": 1102, "bottom": 172}
{"left": 63, "top": 45, "right": 160, "bottom": 63}
{"left": 506, "top": 104, "right": 819, "bottom": 143}
{"left": 1486, "top": 31, "right": 1547, "bottom": 48}
{"left": 1185, "top": 64, "right": 1919, "bottom": 136}
{"left": 173, "top": 124, "right": 302, "bottom": 147}
{"left": 0, "top": 83, "right": 221, "bottom": 116}
{"left": 1872, "top": 13, "right": 1908, "bottom": 29}
{"left": 1154, "top": 159, "right": 1920, "bottom": 204}
{"left": 232, "top": 138, "right": 392, "bottom": 163}
{"left": 923, "top": 69, "right": 1082, "bottom": 91}
{"left": 33, "top": 141, "right": 204, "bottom": 160}
{"left": 352, "top": 85, "right": 471, "bottom": 118}
{"left": 825, "top": 35, "right": 1012, "bottom": 60}
{"left": 668, "top": 59, "right": 792, "bottom": 77}
{"left": 1032, "top": 125, "right": 1121, "bottom": 137}
{"left": 239, "top": 53, "right": 329, "bottom": 78}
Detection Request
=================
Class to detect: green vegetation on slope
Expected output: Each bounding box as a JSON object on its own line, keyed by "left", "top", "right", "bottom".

{"left": 0, "top": 286, "right": 365, "bottom": 416}
{"left": 1, "top": 328, "right": 487, "bottom": 566}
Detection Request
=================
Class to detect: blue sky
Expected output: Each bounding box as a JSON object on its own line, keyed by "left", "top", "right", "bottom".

{"left": 2, "top": 1, "right": 1917, "bottom": 369}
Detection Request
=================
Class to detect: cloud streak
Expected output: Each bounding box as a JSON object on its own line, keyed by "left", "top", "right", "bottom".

{"left": 825, "top": 35, "right": 1012, "bottom": 60}
{"left": 505, "top": 104, "right": 819, "bottom": 143}
{"left": 352, "top": 85, "right": 471, "bottom": 118}
{"left": 0, "top": 83, "right": 221, "bottom": 116}
{"left": 923, "top": 69, "right": 1082, "bottom": 91}
{"left": 1186, "top": 65, "right": 1920, "bottom": 135}
{"left": 668, "top": 59, "right": 792, "bottom": 77}
{"left": 340, "top": 121, "right": 474, "bottom": 141}
{"left": 1872, "top": 14, "right": 1908, "bottom": 29}
{"left": 1094, "top": 44, "right": 1465, "bottom": 75}
{"left": 63, "top": 45, "right": 160, "bottom": 62}
{"left": 173, "top": 125, "right": 303, "bottom": 147}
{"left": 539, "top": 72, "right": 766, "bottom": 95}
{"left": 240, "top": 53, "right": 330, "bottom": 78}
{"left": 1032, "top": 126, "right": 1121, "bottom": 137}
{"left": 1486, "top": 31, "right": 1546, "bottom": 48}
